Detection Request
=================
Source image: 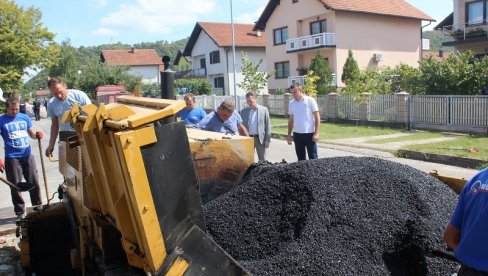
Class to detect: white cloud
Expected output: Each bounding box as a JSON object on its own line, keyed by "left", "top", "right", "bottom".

{"left": 98, "top": 0, "right": 216, "bottom": 34}
{"left": 235, "top": 6, "right": 265, "bottom": 24}
{"left": 92, "top": 27, "right": 119, "bottom": 37}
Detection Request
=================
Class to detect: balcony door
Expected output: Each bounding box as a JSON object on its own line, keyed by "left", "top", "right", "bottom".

{"left": 310, "top": 19, "right": 327, "bottom": 35}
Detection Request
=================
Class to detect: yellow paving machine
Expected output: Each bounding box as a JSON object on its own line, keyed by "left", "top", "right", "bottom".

{"left": 18, "top": 96, "right": 253, "bottom": 275}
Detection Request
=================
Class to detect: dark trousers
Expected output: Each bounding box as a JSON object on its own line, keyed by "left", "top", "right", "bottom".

{"left": 5, "top": 155, "right": 42, "bottom": 214}
{"left": 34, "top": 108, "right": 40, "bottom": 121}
{"left": 458, "top": 264, "right": 488, "bottom": 276}
{"left": 293, "top": 132, "right": 318, "bottom": 161}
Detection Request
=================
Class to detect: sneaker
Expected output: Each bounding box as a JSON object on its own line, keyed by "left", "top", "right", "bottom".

{"left": 16, "top": 213, "right": 25, "bottom": 220}
{"left": 33, "top": 205, "right": 43, "bottom": 212}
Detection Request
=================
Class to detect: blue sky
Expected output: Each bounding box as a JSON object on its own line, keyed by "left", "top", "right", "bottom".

{"left": 14, "top": 0, "right": 451, "bottom": 47}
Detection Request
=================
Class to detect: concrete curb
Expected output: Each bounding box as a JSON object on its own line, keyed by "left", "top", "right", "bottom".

{"left": 397, "top": 150, "right": 486, "bottom": 170}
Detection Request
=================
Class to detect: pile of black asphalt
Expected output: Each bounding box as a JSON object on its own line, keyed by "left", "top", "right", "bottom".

{"left": 203, "top": 157, "right": 460, "bottom": 275}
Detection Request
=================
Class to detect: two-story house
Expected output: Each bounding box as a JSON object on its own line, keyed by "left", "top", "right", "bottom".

{"left": 253, "top": 0, "right": 433, "bottom": 92}
{"left": 183, "top": 22, "right": 267, "bottom": 95}
{"left": 435, "top": 0, "right": 488, "bottom": 58}
{"left": 100, "top": 48, "right": 163, "bottom": 84}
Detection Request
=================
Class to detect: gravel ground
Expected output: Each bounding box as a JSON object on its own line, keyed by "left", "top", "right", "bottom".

{"left": 0, "top": 233, "right": 23, "bottom": 276}
{"left": 204, "top": 157, "right": 461, "bottom": 275}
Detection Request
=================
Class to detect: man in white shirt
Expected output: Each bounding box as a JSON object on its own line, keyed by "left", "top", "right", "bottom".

{"left": 287, "top": 85, "right": 320, "bottom": 160}
{"left": 240, "top": 92, "right": 271, "bottom": 161}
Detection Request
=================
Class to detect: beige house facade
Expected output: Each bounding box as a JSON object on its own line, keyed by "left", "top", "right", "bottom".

{"left": 254, "top": 0, "right": 433, "bottom": 92}
{"left": 436, "top": 0, "right": 488, "bottom": 57}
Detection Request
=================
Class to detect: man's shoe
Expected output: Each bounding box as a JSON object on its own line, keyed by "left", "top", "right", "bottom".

{"left": 16, "top": 213, "right": 25, "bottom": 220}
{"left": 33, "top": 205, "right": 43, "bottom": 212}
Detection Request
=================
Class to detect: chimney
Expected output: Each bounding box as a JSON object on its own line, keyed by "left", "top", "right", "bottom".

{"left": 130, "top": 47, "right": 135, "bottom": 53}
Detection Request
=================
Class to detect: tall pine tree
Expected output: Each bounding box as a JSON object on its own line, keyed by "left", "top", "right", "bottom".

{"left": 342, "top": 49, "right": 360, "bottom": 85}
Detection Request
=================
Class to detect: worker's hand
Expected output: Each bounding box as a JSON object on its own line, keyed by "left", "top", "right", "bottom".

{"left": 0, "top": 159, "right": 4, "bottom": 173}
{"left": 312, "top": 133, "right": 319, "bottom": 142}
{"left": 287, "top": 135, "right": 293, "bottom": 145}
{"left": 265, "top": 142, "right": 270, "bottom": 148}
{"left": 45, "top": 145, "right": 54, "bottom": 158}
{"left": 36, "top": 131, "right": 44, "bottom": 140}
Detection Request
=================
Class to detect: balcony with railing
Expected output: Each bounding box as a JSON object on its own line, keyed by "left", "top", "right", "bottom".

{"left": 439, "top": 21, "right": 488, "bottom": 46}
{"left": 287, "top": 74, "right": 337, "bottom": 88}
{"left": 286, "top": 32, "right": 336, "bottom": 53}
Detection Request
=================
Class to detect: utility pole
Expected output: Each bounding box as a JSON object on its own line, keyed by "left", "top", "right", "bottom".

{"left": 230, "top": 0, "right": 238, "bottom": 110}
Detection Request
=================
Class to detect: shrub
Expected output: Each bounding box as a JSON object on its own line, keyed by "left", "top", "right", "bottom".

{"left": 174, "top": 78, "right": 212, "bottom": 95}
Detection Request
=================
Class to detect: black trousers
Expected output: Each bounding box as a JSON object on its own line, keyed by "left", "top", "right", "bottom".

{"left": 293, "top": 132, "right": 318, "bottom": 161}
{"left": 33, "top": 108, "right": 40, "bottom": 121}
{"left": 5, "top": 155, "right": 42, "bottom": 214}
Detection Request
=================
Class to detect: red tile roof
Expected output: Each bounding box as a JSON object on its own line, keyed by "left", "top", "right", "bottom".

{"left": 255, "top": 0, "right": 433, "bottom": 30}
{"left": 184, "top": 22, "right": 265, "bottom": 56}
{"left": 319, "top": 0, "right": 433, "bottom": 20}
{"left": 199, "top": 22, "right": 265, "bottom": 47}
{"left": 100, "top": 48, "right": 163, "bottom": 66}
{"left": 35, "top": 89, "right": 49, "bottom": 97}
{"left": 422, "top": 50, "right": 452, "bottom": 61}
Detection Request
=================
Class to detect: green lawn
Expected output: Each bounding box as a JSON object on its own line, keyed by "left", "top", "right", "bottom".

{"left": 271, "top": 116, "right": 488, "bottom": 161}
{"left": 271, "top": 117, "right": 402, "bottom": 140}
{"left": 401, "top": 136, "right": 488, "bottom": 161}
{"left": 365, "top": 132, "right": 444, "bottom": 144}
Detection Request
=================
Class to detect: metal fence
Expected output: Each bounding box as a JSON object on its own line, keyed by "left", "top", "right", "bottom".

{"left": 370, "top": 94, "right": 397, "bottom": 121}
{"left": 337, "top": 94, "right": 359, "bottom": 120}
{"left": 176, "top": 93, "right": 488, "bottom": 134}
{"left": 410, "top": 95, "right": 488, "bottom": 133}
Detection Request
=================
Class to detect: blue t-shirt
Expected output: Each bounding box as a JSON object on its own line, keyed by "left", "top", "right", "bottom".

{"left": 197, "top": 110, "right": 242, "bottom": 135}
{"left": 177, "top": 107, "right": 206, "bottom": 125}
{"left": 47, "top": 89, "right": 91, "bottom": 131}
{"left": 0, "top": 113, "right": 32, "bottom": 158}
{"left": 450, "top": 168, "right": 488, "bottom": 272}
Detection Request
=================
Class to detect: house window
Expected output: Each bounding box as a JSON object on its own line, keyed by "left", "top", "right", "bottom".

{"left": 214, "top": 77, "right": 224, "bottom": 88}
{"left": 200, "top": 58, "right": 206, "bottom": 69}
{"left": 466, "top": 0, "right": 487, "bottom": 25}
{"left": 275, "top": 62, "right": 290, "bottom": 79}
{"left": 210, "top": 51, "right": 220, "bottom": 64}
{"left": 274, "top": 27, "right": 288, "bottom": 45}
{"left": 310, "top": 19, "right": 327, "bottom": 35}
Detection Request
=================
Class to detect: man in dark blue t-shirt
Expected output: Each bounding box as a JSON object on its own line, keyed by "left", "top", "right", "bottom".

{"left": 444, "top": 168, "right": 488, "bottom": 275}
{"left": 177, "top": 93, "right": 206, "bottom": 126}
{"left": 0, "top": 97, "right": 44, "bottom": 218}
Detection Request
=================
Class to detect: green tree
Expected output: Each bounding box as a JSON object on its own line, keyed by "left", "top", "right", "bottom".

{"left": 77, "top": 62, "right": 141, "bottom": 99}
{"left": 0, "top": 0, "right": 59, "bottom": 93}
{"left": 237, "top": 52, "right": 268, "bottom": 94}
{"left": 48, "top": 40, "right": 82, "bottom": 89}
{"left": 309, "top": 51, "right": 332, "bottom": 94}
{"left": 419, "top": 51, "right": 488, "bottom": 95}
{"left": 341, "top": 49, "right": 360, "bottom": 85}
{"left": 175, "top": 78, "right": 212, "bottom": 95}
{"left": 302, "top": 70, "right": 320, "bottom": 98}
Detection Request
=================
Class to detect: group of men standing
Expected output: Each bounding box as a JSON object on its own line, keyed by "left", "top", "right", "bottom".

{"left": 178, "top": 91, "right": 274, "bottom": 162}
{"left": 178, "top": 85, "right": 321, "bottom": 162}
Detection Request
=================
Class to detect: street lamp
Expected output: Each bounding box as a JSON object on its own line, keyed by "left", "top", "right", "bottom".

{"left": 230, "top": 0, "right": 238, "bottom": 109}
